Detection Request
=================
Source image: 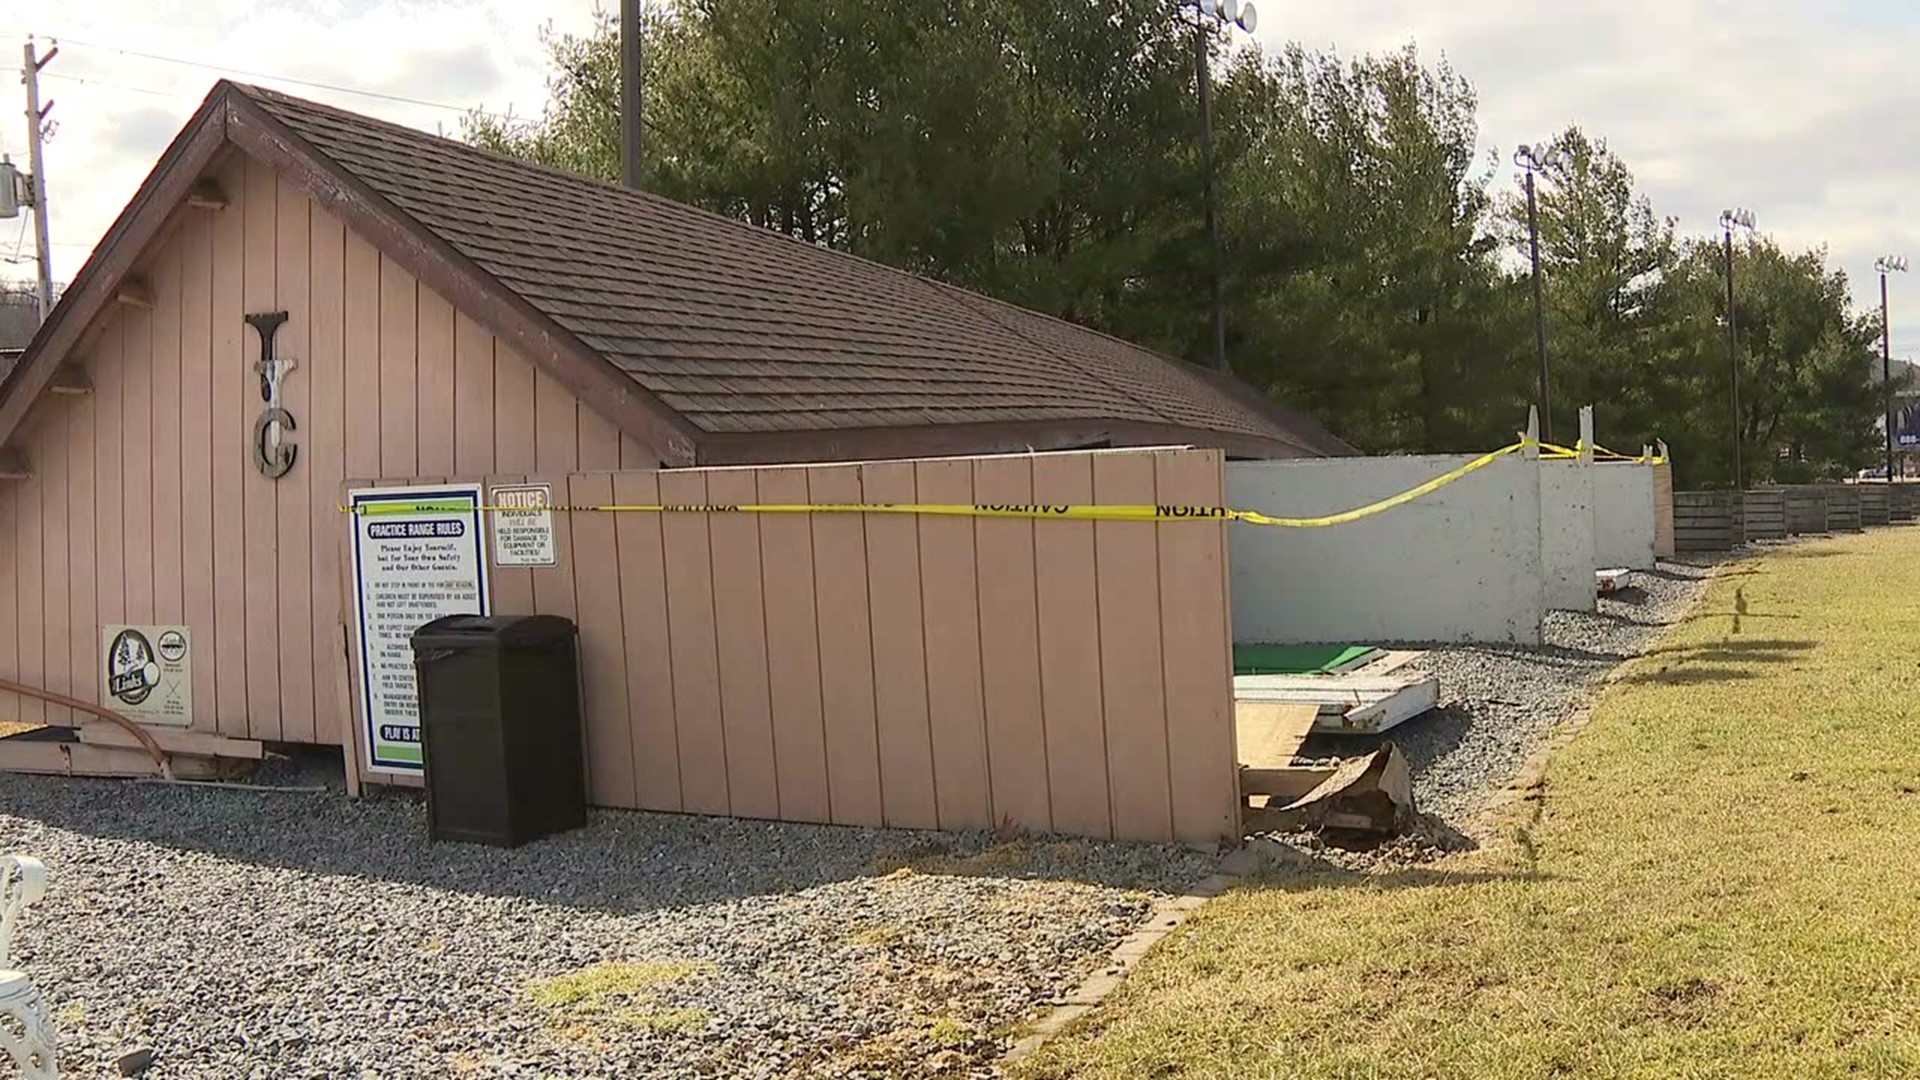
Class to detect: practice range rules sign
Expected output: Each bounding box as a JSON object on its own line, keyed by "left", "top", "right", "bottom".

{"left": 348, "top": 484, "right": 491, "bottom": 774}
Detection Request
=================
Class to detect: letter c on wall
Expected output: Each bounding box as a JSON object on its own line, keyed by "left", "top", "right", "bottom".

{"left": 253, "top": 407, "right": 298, "bottom": 479}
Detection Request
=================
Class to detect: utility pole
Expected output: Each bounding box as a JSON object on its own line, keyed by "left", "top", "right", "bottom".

{"left": 620, "top": 0, "right": 642, "bottom": 190}
{"left": 21, "top": 36, "right": 57, "bottom": 322}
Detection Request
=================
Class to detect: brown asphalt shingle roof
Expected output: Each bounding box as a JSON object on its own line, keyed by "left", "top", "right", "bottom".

{"left": 234, "top": 84, "right": 1346, "bottom": 457}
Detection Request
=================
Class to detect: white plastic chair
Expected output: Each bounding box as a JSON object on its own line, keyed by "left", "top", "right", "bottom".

{"left": 0, "top": 855, "right": 56, "bottom": 1079}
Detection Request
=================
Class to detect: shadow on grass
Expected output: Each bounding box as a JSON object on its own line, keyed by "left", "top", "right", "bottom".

{"left": 1766, "top": 546, "right": 1850, "bottom": 559}
{"left": 1616, "top": 667, "right": 1760, "bottom": 687}
{"left": 1619, "top": 636, "right": 1815, "bottom": 687}
{"left": 1642, "top": 638, "right": 1816, "bottom": 658}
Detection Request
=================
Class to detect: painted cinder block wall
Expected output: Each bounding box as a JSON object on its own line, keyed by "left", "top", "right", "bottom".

{"left": 1540, "top": 460, "right": 1598, "bottom": 612}
{"left": 0, "top": 152, "right": 1244, "bottom": 844}
{"left": 1590, "top": 463, "right": 1658, "bottom": 570}
{"left": 1225, "top": 455, "right": 1547, "bottom": 646}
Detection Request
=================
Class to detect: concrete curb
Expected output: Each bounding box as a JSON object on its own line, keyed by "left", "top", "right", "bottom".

{"left": 999, "top": 855, "right": 1252, "bottom": 1066}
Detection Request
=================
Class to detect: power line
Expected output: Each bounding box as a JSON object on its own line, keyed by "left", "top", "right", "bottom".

{"left": 51, "top": 36, "right": 515, "bottom": 120}
{"left": 43, "top": 70, "right": 195, "bottom": 102}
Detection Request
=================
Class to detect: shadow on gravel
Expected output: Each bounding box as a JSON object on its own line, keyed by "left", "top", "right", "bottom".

{"left": 0, "top": 755, "right": 1208, "bottom": 916}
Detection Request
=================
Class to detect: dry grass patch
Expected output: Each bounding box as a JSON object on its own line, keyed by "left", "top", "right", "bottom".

{"left": 526, "top": 960, "right": 714, "bottom": 1042}
{"left": 1014, "top": 532, "right": 1920, "bottom": 1079}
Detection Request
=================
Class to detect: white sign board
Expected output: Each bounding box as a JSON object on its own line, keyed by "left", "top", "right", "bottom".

{"left": 102, "top": 625, "right": 193, "bottom": 728}
{"left": 490, "top": 483, "right": 557, "bottom": 567}
{"left": 348, "top": 484, "right": 490, "bottom": 774}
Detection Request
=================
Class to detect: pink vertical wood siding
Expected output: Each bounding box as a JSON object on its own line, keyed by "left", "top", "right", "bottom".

{"left": 971, "top": 456, "right": 1051, "bottom": 833}
{"left": 806, "top": 464, "right": 885, "bottom": 827}
{"left": 363, "top": 450, "right": 1233, "bottom": 844}
{"left": 240, "top": 157, "right": 281, "bottom": 740}
{"left": 342, "top": 450, "right": 1235, "bottom": 844}
{"left": 274, "top": 175, "right": 315, "bottom": 745}
{"left": 754, "top": 467, "right": 831, "bottom": 825}
{"left": 0, "top": 158, "right": 1240, "bottom": 844}
{"left": 0, "top": 168, "right": 593, "bottom": 746}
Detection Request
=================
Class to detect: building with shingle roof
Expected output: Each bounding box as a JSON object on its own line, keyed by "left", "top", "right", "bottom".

{"left": 0, "top": 81, "right": 1346, "bottom": 465}
{"left": 0, "top": 83, "right": 1328, "bottom": 835}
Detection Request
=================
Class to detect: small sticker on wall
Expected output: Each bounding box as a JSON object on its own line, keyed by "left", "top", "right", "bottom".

{"left": 490, "top": 483, "right": 557, "bottom": 567}
{"left": 103, "top": 625, "right": 193, "bottom": 728}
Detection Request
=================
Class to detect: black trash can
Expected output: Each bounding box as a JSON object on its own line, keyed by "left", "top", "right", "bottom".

{"left": 410, "top": 614, "right": 586, "bottom": 847}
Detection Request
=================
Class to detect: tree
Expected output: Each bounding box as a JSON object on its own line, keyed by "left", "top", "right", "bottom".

{"left": 468, "top": 4, "right": 1889, "bottom": 473}
{"left": 1218, "top": 45, "right": 1523, "bottom": 451}
{"left": 1497, "top": 127, "right": 1681, "bottom": 448}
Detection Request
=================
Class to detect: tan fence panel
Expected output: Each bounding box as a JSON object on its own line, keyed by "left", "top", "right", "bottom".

{"left": 338, "top": 448, "right": 1238, "bottom": 844}
{"left": 808, "top": 464, "right": 885, "bottom": 828}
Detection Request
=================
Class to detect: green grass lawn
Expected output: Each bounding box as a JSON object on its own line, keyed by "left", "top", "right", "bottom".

{"left": 1014, "top": 531, "right": 1920, "bottom": 1080}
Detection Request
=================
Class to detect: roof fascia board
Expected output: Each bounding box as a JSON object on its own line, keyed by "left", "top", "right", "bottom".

{"left": 0, "top": 93, "right": 230, "bottom": 446}
{"left": 224, "top": 88, "right": 701, "bottom": 466}
{"left": 695, "top": 419, "right": 1308, "bottom": 466}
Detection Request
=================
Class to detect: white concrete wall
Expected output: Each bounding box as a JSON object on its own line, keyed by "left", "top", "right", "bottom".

{"left": 1591, "top": 464, "right": 1657, "bottom": 570}
{"left": 1541, "top": 460, "right": 1597, "bottom": 612}
{"left": 1227, "top": 455, "right": 1545, "bottom": 646}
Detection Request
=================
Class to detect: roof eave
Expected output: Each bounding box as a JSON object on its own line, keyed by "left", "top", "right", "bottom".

{"left": 222, "top": 87, "right": 701, "bottom": 467}
{"left": 692, "top": 418, "right": 1317, "bottom": 467}
{"left": 0, "top": 89, "right": 231, "bottom": 446}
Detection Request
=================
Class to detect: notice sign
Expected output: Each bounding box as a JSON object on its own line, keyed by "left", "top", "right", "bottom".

{"left": 349, "top": 484, "right": 491, "bottom": 774}
{"left": 102, "top": 625, "right": 193, "bottom": 728}
{"left": 490, "top": 483, "right": 557, "bottom": 567}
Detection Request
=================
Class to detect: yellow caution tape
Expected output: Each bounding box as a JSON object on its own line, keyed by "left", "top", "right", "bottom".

{"left": 1539, "top": 439, "right": 1668, "bottom": 465}
{"left": 343, "top": 441, "right": 1537, "bottom": 529}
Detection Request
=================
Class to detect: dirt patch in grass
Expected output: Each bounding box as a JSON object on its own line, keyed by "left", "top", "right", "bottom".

{"left": 1013, "top": 531, "right": 1920, "bottom": 1079}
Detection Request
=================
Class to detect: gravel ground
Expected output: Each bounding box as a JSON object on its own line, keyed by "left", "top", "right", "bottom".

{"left": 1295, "top": 558, "right": 1721, "bottom": 830}
{"left": 1, "top": 767, "right": 1215, "bottom": 1079}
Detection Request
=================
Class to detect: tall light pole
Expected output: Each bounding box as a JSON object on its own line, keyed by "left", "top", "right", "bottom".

{"left": 1515, "top": 144, "right": 1564, "bottom": 444}
{"left": 1877, "top": 255, "right": 1908, "bottom": 482}
{"left": 1181, "top": 0, "right": 1257, "bottom": 373}
{"left": 620, "top": 0, "right": 643, "bottom": 189}
{"left": 1720, "top": 207, "right": 1756, "bottom": 489}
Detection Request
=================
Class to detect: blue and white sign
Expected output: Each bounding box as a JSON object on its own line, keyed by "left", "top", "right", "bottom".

{"left": 348, "top": 484, "right": 490, "bottom": 774}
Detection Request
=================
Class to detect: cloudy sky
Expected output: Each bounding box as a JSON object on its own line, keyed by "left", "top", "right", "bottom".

{"left": 8, "top": 1, "right": 1920, "bottom": 354}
